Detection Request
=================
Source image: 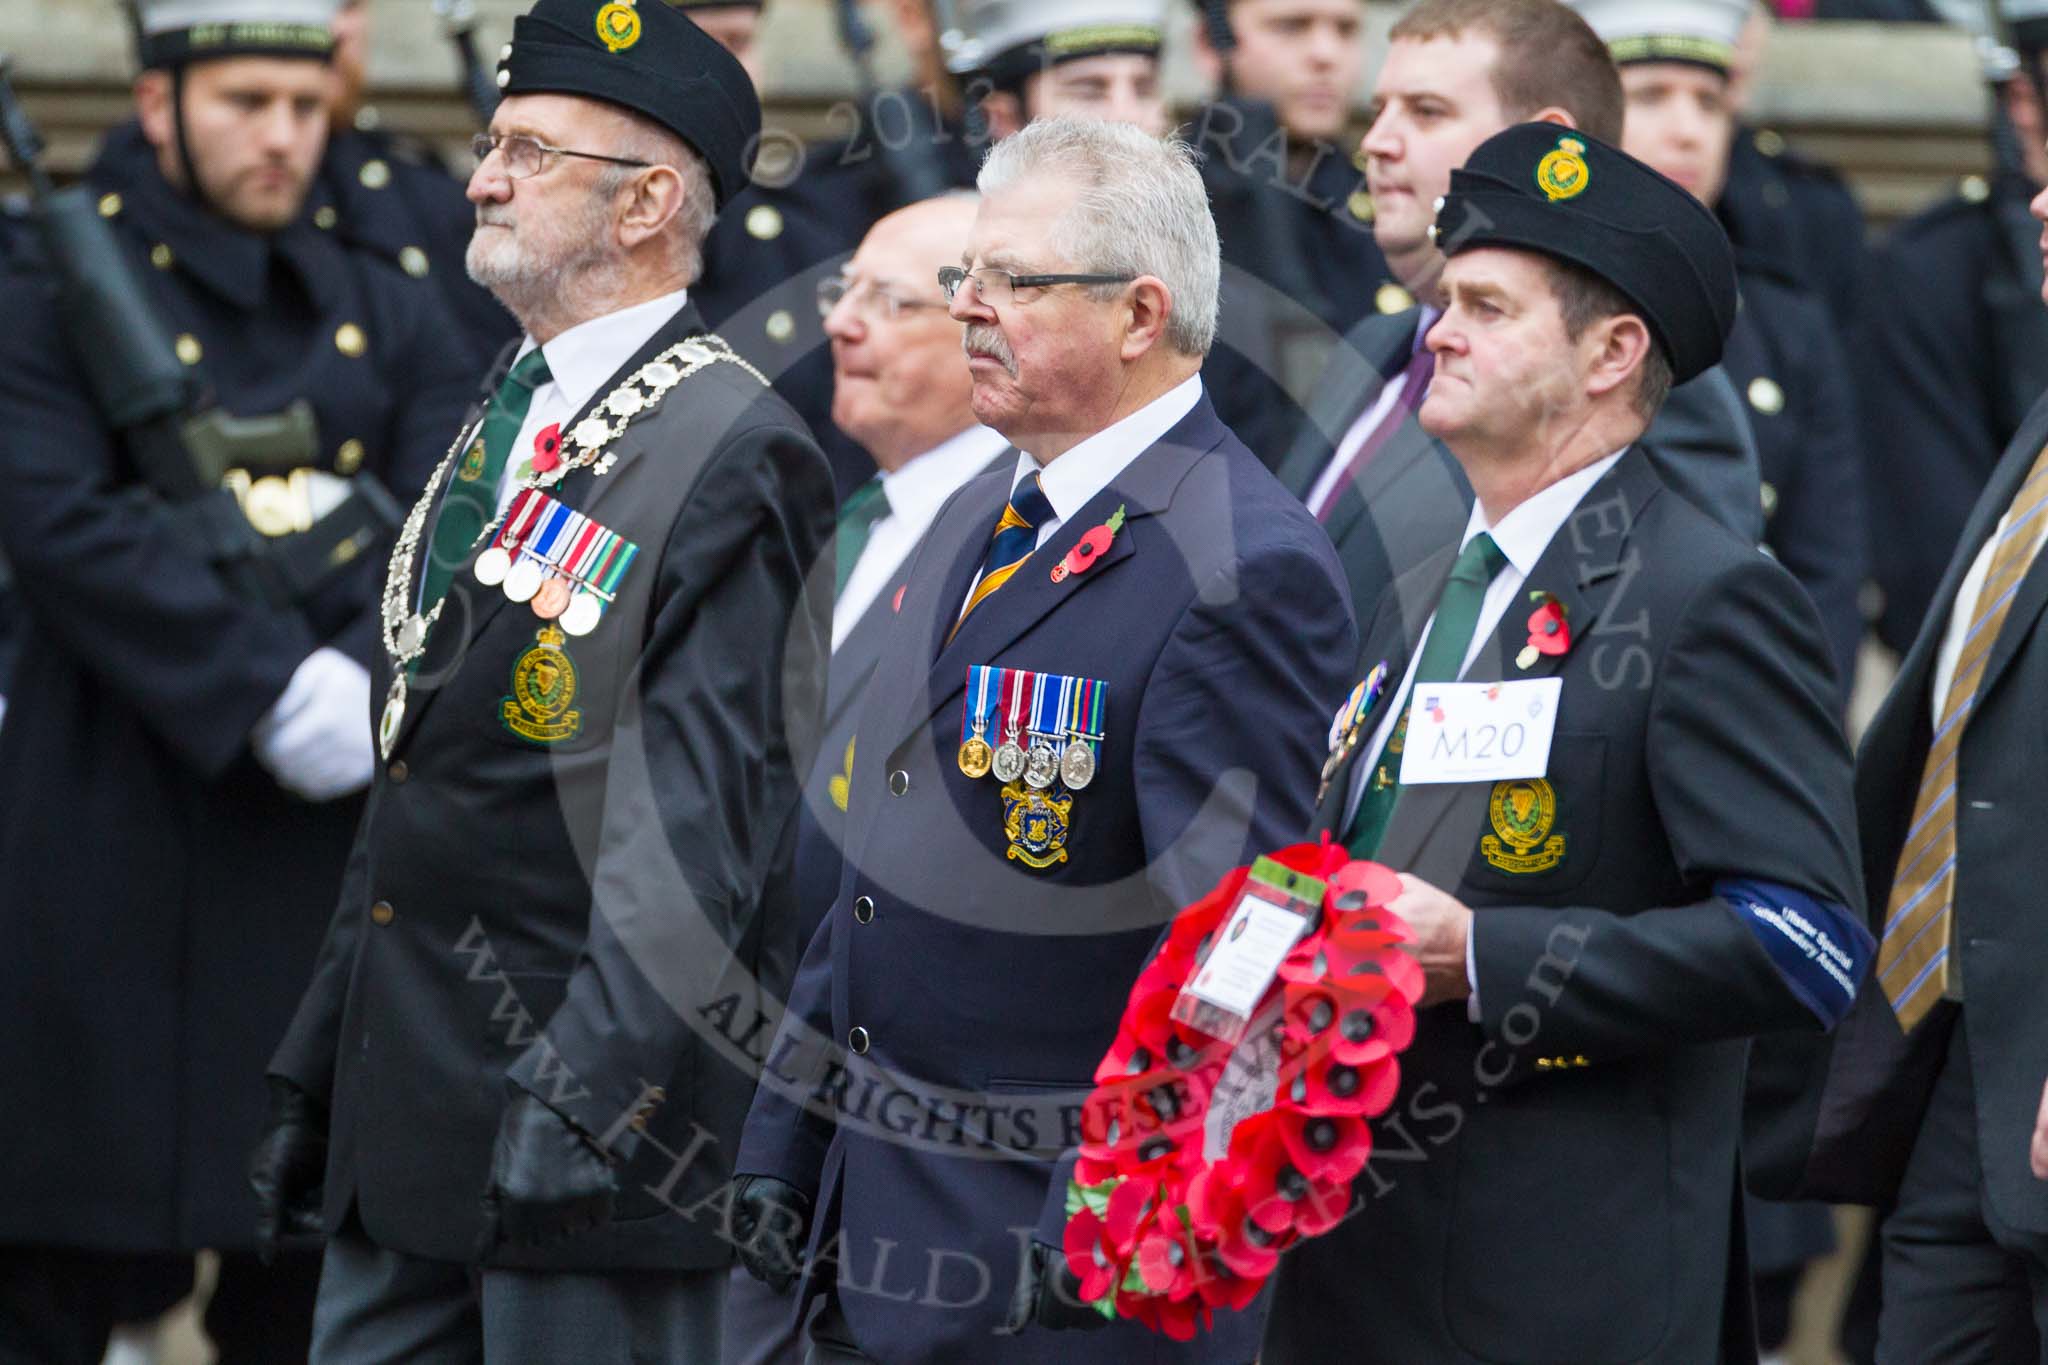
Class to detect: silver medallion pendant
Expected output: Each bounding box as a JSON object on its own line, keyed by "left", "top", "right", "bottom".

{"left": 378, "top": 676, "right": 407, "bottom": 760}
{"left": 1060, "top": 741, "right": 1097, "bottom": 791}
{"left": 1025, "top": 740, "right": 1059, "bottom": 790}
{"left": 992, "top": 740, "right": 1027, "bottom": 785}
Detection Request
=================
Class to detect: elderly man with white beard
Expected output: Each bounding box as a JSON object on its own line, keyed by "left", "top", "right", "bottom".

{"left": 253, "top": 2, "right": 834, "bottom": 1360}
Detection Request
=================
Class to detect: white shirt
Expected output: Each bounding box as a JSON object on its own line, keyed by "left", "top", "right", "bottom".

{"left": 1304, "top": 307, "right": 1440, "bottom": 519}
{"left": 960, "top": 374, "right": 1205, "bottom": 612}
{"left": 1340, "top": 447, "right": 1624, "bottom": 1017}
{"left": 1930, "top": 492, "right": 2048, "bottom": 726}
{"left": 1340, "top": 447, "right": 1628, "bottom": 831}
{"left": 835, "top": 424, "right": 1010, "bottom": 650}
{"left": 496, "top": 289, "right": 692, "bottom": 511}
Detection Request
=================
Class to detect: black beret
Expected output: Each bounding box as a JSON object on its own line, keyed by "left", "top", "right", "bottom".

{"left": 499, "top": 0, "right": 761, "bottom": 209}
{"left": 1432, "top": 123, "right": 1736, "bottom": 385}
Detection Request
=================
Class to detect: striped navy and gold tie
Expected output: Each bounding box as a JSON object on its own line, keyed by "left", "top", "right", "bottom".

{"left": 1878, "top": 441, "right": 2048, "bottom": 1031}
{"left": 953, "top": 472, "right": 1053, "bottom": 636}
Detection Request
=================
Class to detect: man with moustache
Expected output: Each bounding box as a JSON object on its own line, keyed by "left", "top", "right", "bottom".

{"left": 1267, "top": 121, "right": 1866, "bottom": 1365}
{"left": 1268, "top": 0, "right": 1763, "bottom": 639}
{"left": 730, "top": 117, "right": 1354, "bottom": 1365}
{"left": 253, "top": 2, "right": 832, "bottom": 1358}
{"left": 0, "top": 1, "right": 473, "bottom": 1359}
{"left": 722, "top": 191, "right": 1004, "bottom": 1365}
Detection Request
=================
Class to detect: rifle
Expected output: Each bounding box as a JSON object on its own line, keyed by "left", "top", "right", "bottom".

{"left": 0, "top": 57, "right": 400, "bottom": 606}
{"left": 436, "top": 0, "right": 501, "bottom": 129}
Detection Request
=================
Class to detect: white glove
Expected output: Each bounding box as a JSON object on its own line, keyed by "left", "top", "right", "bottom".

{"left": 252, "top": 646, "right": 374, "bottom": 801}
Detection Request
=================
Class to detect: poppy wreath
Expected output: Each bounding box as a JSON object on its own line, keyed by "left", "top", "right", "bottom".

{"left": 1061, "top": 838, "right": 1423, "bottom": 1338}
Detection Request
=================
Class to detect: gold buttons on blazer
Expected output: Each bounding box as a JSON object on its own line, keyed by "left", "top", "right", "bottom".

{"left": 335, "top": 323, "right": 368, "bottom": 358}
{"left": 370, "top": 900, "right": 395, "bottom": 926}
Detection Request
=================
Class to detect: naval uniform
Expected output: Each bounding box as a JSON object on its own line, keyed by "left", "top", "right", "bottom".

{"left": 0, "top": 119, "right": 474, "bottom": 1363}
{"left": 693, "top": 100, "right": 981, "bottom": 501}
{"left": 317, "top": 122, "right": 521, "bottom": 374}
{"left": 1722, "top": 249, "right": 1870, "bottom": 695}
{"left": 736, "top": 379, "right": 1356, "bottom": 1365}
{"left": 1718, "top": 123, "right": 1870, "bottom": 336}
{"left": 1857, "top": 169, "right": 2048, "bottom": 653}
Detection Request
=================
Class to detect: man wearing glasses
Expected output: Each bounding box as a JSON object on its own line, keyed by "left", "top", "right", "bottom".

{"left": 721, "top": 190, "right": 1004, "bottom": 1365}
{"left": 256, "top": 2, "right": 832, "bottom": 1359}
{"left": 730, "top": 116, "right": 1353, "bottom": 1365}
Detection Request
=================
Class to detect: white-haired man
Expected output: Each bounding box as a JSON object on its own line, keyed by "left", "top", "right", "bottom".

{"left": 254, "top": 1, "right": 833, "bottom": 1358}
{"left": 729, "top": 117, "right": 1355, "bottom": 1365}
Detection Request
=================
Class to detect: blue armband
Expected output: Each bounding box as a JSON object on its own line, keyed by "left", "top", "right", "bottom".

{"left": 1715, "top": 878, "right": 1874, "bottom": 1030}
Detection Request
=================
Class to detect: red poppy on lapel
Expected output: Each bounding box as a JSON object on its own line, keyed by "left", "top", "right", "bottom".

{"left": 531, "top": 423, "right": 563, "bottom": 474}
{"left": 1523, "top": 591, "right": 1572, "bottom": 667}
{"left": 1051, "top": 505, "right": 1128, "bottom": 583}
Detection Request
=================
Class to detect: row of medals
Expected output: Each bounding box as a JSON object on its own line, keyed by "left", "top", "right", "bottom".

{"left": 473, "top": 538, "right": 605, "bottom": 636}
{"left": 959, "top": 717, "right": 1097, "bottom": 791}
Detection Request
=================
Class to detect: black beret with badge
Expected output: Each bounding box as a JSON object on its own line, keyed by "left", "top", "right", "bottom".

{"left": 496, "top": 0, "right": 761, "bottom": 209}
{"left": 1433, "top": 121, "right": 1738, "bottom": 385}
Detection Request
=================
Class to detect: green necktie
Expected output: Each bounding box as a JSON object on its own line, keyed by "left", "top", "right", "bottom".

{"left": 420, "top": 347, "right": 553, "bottom": 613}
{"left": 835, "top": 477, "right": 891, "bottom": 595}
{"left": 1345, "top": 532, "right": 1508, "bottom": 858}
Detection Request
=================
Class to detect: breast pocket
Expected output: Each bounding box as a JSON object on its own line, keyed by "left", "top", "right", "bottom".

{"left": 1458, "top": 733, "right": 1606, "bottom": 899}
{"left": 477, "top": 612, "right": 624, "bottom": 756}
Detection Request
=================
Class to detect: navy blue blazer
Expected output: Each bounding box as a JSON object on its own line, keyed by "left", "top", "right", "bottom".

{"left": 737, "top": 393, "right": 1355, "bottom": 1365}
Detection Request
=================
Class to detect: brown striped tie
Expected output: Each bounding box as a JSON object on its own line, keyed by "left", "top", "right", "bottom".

{"left": 1877, "top": 442, "right": 2048, "bottom": 1030}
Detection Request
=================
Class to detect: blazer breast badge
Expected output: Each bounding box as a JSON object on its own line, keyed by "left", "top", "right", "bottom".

{"left": 1480, "top": 777, "right": 1565, "bottom": 874}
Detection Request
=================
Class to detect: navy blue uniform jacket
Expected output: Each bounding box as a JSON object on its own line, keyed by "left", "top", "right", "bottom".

{"left": 737, "top": 394, "right": 1356, "bottom": 1364}
{"left": 0, "top": 123, "right": 472, "bottom": 1252}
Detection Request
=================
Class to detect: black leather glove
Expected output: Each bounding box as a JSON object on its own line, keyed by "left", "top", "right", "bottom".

{"left": 729, "top": 1174, "right": 812, "bottom": 1293}
{"left": 475, "top": 1092, "right": 618, "bottom": 1257}
{"left": 249, "top": 1076, "right": 329, "bottom": 1265}
{"left": 1004, "top": 1239, "right": 1112, "bottom": 1334}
